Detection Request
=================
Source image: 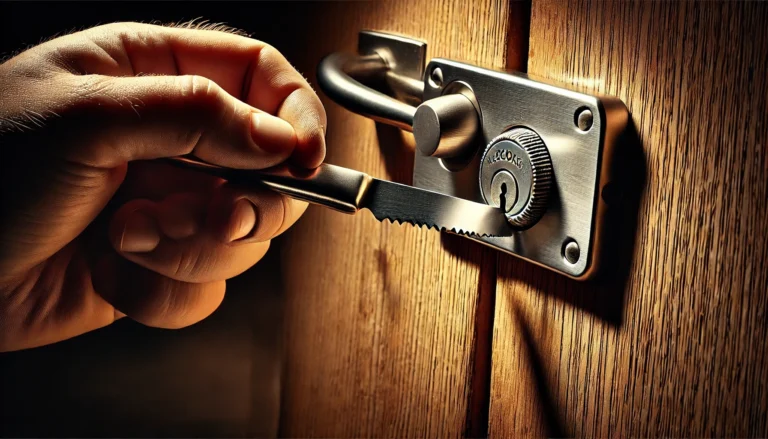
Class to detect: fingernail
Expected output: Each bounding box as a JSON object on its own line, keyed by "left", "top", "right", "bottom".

{"left": 251, "top": 112, "right": 297, "bottom": 153}
{"left": 120, "top": 212, "right": 160, "bottom": 253}
{"left": 227, "top": 198, "right": 258, "bottom": 243}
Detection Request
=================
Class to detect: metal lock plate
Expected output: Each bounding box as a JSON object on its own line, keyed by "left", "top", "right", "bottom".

{"left": 318, "top": 31, "right": 629, "bottom": 280}
{"left": 414, "top": 60, "right": 628, "bottom": 279}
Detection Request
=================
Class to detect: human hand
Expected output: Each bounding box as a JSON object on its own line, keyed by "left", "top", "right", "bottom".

{"left": 0, "top": 22, "right": 326, "bottom": 351}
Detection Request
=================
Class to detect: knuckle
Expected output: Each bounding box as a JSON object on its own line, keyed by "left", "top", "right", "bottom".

{"left": 176, "top": 75, "right": 227, "bottom": 119}
{"left": 73, "top": 74, "right": 113, "bottom": 102}
{"left": 56, "top": 75, "right": 119, "bottom": 124}
{"left": 174, "top": 75, "right": 225, "bottom": 153}
{"left": 177, "top": 75, "right": 221, "bottom": 103}
{"left": 83, "top": 22, "right": 133, "bottom": 46}
{"left": 92, "top": 22, "right": 127, "bottom": 33}
{"left": 257, "top": 45, "right": 302, "bottom": 87}
{"left": 90, "top": 22, "right": 139, "bottom": 38}
{"left": 258, "top": 44, "right": 281, "bottom": 65}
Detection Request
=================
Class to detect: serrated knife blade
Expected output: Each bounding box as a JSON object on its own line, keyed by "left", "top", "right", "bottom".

{"left": 362, "top": 178, "right": 511, "bottom": 237}
{"left": 162, "top": 156, "right": 513, "bottom": 237}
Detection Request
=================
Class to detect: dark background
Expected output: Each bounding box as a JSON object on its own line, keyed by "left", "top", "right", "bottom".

{"left": 0, "top": 2, "right": 320, "bottom": 437}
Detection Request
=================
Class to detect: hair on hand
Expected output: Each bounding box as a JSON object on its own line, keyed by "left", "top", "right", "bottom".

{"left": 163, "top": 17, "right": 251, "bottom": 38}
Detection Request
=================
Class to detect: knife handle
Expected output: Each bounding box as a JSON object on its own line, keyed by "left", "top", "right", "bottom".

{"left": 161, "top": 157, "right": 372, "bottom": 214}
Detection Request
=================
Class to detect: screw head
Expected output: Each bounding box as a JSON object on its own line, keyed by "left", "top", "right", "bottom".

{"left": 429, "top": 67, "right": 443, "bottom": 88}
{"left": 489, "top": 170, "right": 519, "bottom": 213}
{"left": 563, "top": 239, "right": 580, "bottom": 264}
{"left": 575, "top": 107, "right": 593, "bottom": 131}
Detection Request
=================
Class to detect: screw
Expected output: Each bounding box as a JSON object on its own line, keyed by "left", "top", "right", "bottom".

{"left": 429, "top": 67, "right": 443, "bottom": 88}
{"left": 489, "top": 170, "right": 518, "bottom": 213}
{"left": 575, "top": 107, "right": 593, "bottom": 131}
{"left": 563, "top": 239, "right": 580, "bottom": 264}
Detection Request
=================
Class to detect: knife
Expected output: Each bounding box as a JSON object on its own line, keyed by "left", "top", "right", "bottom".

{"left": 161, "top": 156, "right": 513, "bottom": 237}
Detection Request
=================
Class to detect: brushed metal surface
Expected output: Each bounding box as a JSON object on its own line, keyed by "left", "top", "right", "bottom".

{"left": 415, "top": 59, "right": 629, "bottom": 279}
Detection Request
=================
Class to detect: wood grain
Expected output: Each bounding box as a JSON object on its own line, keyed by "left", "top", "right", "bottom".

{"left": 277, "top": 1, "right": 520, "bottom": 436}
{"left": 490, "top": 1, "right": 768, "bottom": 437}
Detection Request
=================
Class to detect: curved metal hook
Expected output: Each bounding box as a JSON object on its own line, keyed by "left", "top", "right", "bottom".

{"left": 316, "top": 52, "right": 423, "bottom": 131}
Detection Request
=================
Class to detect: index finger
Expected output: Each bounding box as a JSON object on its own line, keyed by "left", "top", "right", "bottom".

{"left": 60, "top": 22, "right": 327, "bottom": 167}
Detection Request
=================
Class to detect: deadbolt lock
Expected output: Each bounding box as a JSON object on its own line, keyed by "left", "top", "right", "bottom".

{"left": 316, "top": 30, "right": 629, "bottom": 279}
{"left": 479, "top": 128, "right": 553, "bottom": 229}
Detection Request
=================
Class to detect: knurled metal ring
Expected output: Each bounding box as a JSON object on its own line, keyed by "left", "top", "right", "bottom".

{"left": 479, "top": 127, "right": 553, "bottom": 228}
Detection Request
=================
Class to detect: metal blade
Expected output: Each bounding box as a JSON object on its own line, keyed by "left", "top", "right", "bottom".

{"left": 161, "top": 156, "right": 513, "bottom": 237}
{"left": 361, "top": 179, "right": 513, "bottom": 237}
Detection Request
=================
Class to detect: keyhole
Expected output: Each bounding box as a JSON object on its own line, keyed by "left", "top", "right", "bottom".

{"left": 489, "top": 170, "right": 517, "bottom": 214}
{"left": 499, "top": 182, "right": 508, "bottom": 211}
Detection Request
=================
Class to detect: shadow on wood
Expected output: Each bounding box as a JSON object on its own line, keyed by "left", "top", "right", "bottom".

{"left": 507, "top": 298, "right": 567, "bottom": 438}
{"left": 375, "top": 123, "right": 415, "bottom": 186}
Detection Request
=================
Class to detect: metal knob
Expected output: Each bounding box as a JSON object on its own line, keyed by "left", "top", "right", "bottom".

{"left": 479, "top": 127, "right": 553, "bottom": 228}
{"left": 413, "top": 93, "right": 480, "bottom": 158}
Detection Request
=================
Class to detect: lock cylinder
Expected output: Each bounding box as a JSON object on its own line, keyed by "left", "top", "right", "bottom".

{"left": 479, "top": 127, "right": 553, "bottom": 228}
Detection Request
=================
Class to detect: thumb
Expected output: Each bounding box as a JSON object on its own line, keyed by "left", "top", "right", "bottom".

{"left": 59, "top": 74, "right": 298, "bottom": 170}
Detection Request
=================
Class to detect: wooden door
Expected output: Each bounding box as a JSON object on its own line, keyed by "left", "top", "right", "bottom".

{"left": 489, "top": 1, "right": 768, "bottom": 437}
{"left": 280, "top": 1, "right": 768, "bottom": 437}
